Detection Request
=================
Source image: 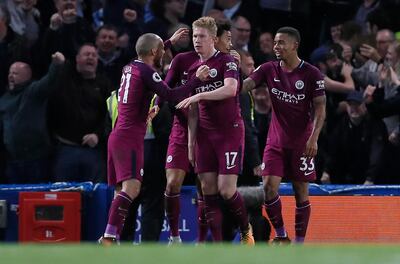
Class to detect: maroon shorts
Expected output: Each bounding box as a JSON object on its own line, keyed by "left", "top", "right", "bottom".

{"left": 261, "top": 145, "right": 316, "bottom": 182}
{"left": 195, "top": 121, "right": 244, "bottom": 175}
{"left": 165, "top": 120, "right": 190, "bottom": 172}
{"left": 107, "top": 132, "right": 144, "bottom": 185}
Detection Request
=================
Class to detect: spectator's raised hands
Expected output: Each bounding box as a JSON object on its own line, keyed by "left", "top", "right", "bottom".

{"left": 359, "top": 44, "right": 381, "bottom": 63}
{"left": 62, "top": 8, "right": 77, "bottom": 24}
{"left": 50, "top": 13, "right": 63, "bottom": 30}
{"left": 123, "top": 9, "right": 137, "bottom": 23}
{"left": 51, "top": 52, "right": 65, "bottom": 65}
{"left": 169, "top": 27, "right": 189, "bottom": 46}
{"left": 363, "top": 85, "right": 377, "bottom": 103}
{"left": 341, "top": 63, "right": 353, "bottom": 78}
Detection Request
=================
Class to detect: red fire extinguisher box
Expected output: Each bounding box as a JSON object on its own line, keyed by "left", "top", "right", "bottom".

{"left": 18, "top": 192, "right": 81, "bottom": 243}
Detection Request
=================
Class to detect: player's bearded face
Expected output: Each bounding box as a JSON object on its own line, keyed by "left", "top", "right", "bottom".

{"left": 154, "top": 42, "right": 165, "bottom": 68}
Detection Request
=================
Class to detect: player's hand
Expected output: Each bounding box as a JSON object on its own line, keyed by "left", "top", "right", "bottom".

{"left": 82, "top": 133, "right": 99, "bottom": 148}
{"left": 359, "top": 44, "right": 380, "bottom": 62}
{"left": 320, "top": 172, "right": 331, "bottom": 184}
{"left": 230, "top": 49, "right": 241, "bottom": 65}
{"left": 253, "top": 164, "right": 262, "bottom": 176}
{"left": 169, "top": 27, "right": 189, "bottom": 45}
{"left": 50, "top": 13, "right": 63, "bottom": 30}
{"left": 304, "top": 137, "right": 318, "bottom": 158}
{"left": 123, "top": 9, "right": 137, "bottom": 23}
{"left": 176, "top": 94, "right": 201, "bottom": 109}
{"left": 51, "top": 52, "right": 65, "bottom": 65}
{"left": 147, "top": 105, "right": 160, "bottom": 125}
{"left": 196, "top": 65, "right": 209, "bottom": 81}
{"left": 188, "top": 144, "right": 195, "bottom": 167}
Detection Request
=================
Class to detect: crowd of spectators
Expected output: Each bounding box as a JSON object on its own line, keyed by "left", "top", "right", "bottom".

{"left": 1, "top": 0, "right": 400, "bottom": 186}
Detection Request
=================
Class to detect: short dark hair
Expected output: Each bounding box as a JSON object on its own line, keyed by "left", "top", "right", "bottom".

{"left": 96, "top": 24, "right": 119, "bottom": 36}
{"left": 216, "top": 20, "right": 231, "bottom": 37}
{"left": 276, "top": 26, "right": 301, "bottom": 44}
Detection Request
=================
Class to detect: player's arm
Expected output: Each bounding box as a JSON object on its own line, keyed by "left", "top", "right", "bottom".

{"left": 241, "top": 77, "right": 257, "bottom": 93}
{"left": 187, "top": 103, "right": 199, "bottom": 166}
{"left": 175, "top": 77, "right": 237, "bottom": 109}
{"left": 142, "top": 64, "right": 209, "bottom": 102}
{"left": 304, "top": 95, "right": 326, "bottom": 158}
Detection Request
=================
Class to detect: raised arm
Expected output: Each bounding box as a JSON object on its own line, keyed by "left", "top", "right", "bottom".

{"left": 304, "top": 95, "right": 326, "bottom": 158}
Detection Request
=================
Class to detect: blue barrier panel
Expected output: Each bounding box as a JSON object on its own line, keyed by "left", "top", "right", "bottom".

{"left": 1, "top": 183, "right": 400, "bottom": 242}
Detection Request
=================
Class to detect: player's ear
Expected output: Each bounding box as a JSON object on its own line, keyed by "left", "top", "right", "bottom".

{"left": 150, "top": 48, "right": 157, "bottom": 56}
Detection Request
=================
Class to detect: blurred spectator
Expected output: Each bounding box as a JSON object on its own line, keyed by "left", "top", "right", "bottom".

{"left": 39, "top": 0, "right": 95, "bottom": 74}
{"left": 47, "top": 44, "right": 112, "bottom": 182}
{"left": 6, "top": 0, "right": 41, "bottom": 48}
{"left": 213, "top": 0, "right": 259, "bottom": 28}
{"left": 354, "top": 0, "right": 380, "bottom": 33}
{"left": 252, "top": 84, "right": 271, "bottom": 161}
{"left": 0, "top": 4, "right": 31, "bottom": 96}
{"left": 365, "top": 62, "right": 400, "bottom": 184}
{"left": 103, "top": 0, "right": 145, "bottom": 29}
{"left": 95, "top": 24, "right": 130, "bottom": 89}
{"left": 0, "top": 53, "right": 65, "bottom": 184}
{"left": 321, "top": 91, "right": 387, "bottom": 184}
{"left": 231, "top": 15, "right": 251, "bottom": 51}
{"left": 253, "top": 31, "right": 275, "bottom": 66}
{"left": 205, "top": 8, "right": 226, "bottom": 22}
{"left": 352, "top": 29, "right": 395, "bottom": 89}
{"left": 145, "top": 0, "right": 186, "bottom": 41}
{"left": 237, "top": 50, "right": 262, "bottom": 186}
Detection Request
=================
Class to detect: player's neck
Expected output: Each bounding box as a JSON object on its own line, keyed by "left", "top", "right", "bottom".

{"left": 199, "top": 47, "right": 217, "bottom": 62}
{"left": 280, "top": 56, "right": 301, "bottom": 71}
{"left": 138, "top": 56, "right": 155, "bottom": 68}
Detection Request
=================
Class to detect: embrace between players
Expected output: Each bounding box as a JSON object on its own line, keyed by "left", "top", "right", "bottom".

{"left": 99, "top": 16, "right": 326, "bottom": 246}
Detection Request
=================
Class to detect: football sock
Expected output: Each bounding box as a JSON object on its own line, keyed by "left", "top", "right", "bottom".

{"left": 204, "top": 194, "right": 223, "bottom": 241}
{"left": 104, "top": 191, "right": 132, "bottom": 238}
{"left": 165, "top": 191, "right": 181, "bottom": 237}
{"left": 295, "top": 200, "right": 311, "bottom": 243}
{"left": 224, "top": 191, "right": 249, "bottom": 232}
{"left": 264, "top": 195, "right": 287, "bottom": 237}
{"left": 197, "top": 196, "right": 209, "bottom": 242}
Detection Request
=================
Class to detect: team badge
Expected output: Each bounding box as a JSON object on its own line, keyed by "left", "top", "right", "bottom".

{"left": 226, "top": 62, "right": 238, "bottom": 71}
{"left": 295, "top": 80, "right": 304, "bottom": 90}
{"left": 209, "top": 68, "right": 218, "bottom": 78}
{"left": 152, "top": 72, "right": 162, "bottom": 82}
{"left": 166, "top": 155, "right": 173, "bottom": 163}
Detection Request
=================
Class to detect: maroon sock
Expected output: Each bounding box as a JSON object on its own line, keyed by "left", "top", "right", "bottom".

{"left": 104, "top": 191, "right": 132, "bottom": 238}
{"left": 204, "top": 194, "right": 223, "bottom": 242}
{"left": 197, "top": 196, "right": 208, "bottom": 242}
{"left": 295, "top": 200, "right": 311, "bottom": 243}
{"left": 224, "top": 191, "right": 249, "bottom": 232}
{"left": 165, "top": 191, "right": 181, "bottom": 237}
{"left": 264, "top": 195, "right": 286, "bottom": 237}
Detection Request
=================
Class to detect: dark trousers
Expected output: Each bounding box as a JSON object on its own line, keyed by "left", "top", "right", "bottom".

{"left": 6, "top": 158, "right": 50, "bottom": 184}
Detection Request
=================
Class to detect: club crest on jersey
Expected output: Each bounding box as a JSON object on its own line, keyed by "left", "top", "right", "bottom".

{"left": 295, "top": 80, "right": 304, "bottom": 90}
{"left": 209, "top": 68, "right": 218, "bottom": 78}
{"left": 166, "top": 155, "right": 173, "bottom": 163}
{"left": 226, "top": 62, "right": 238, "bottom": 71}
{"left": 152, "top": 72, "right": 162, "bottom": 82}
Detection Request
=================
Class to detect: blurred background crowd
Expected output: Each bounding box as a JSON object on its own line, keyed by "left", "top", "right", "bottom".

{"left": 1, "top": 0, "right": 400, "bottom": 187}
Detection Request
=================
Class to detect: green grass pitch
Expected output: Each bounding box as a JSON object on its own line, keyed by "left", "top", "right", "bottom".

{"left": 1, "top": 243, "right": 400, "bottom": 264}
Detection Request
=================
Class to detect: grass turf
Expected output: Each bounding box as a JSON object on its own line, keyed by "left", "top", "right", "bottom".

{"left": 1, "top": 243, "right": 400, "bottom": 264}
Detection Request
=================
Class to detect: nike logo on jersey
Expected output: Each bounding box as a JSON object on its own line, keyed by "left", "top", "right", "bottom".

{"left": 273, "top": 77, "right": 281, "bottom": 82}
{"left": 183, "top": 71, "right": 188, "bottom": 75}
{"left": 227, "top": 165, "right": 236, "bottom": 170}
{"left": 304, "top": 171, "right": 313, "bottom": 176}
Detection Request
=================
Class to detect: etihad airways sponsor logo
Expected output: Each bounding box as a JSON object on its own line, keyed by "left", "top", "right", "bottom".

{"left": 195, "top": 81, "right": 223, "bottom": 93}
{"left": 271, "top": 87, "right": 305, "bottom": 104}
